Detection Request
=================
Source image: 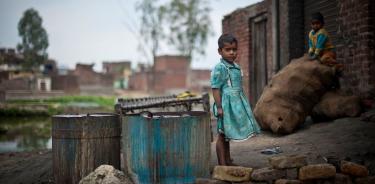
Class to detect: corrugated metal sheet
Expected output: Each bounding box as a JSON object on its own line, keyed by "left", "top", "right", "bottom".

{"left": 122, "top": 111, "right": 211, "bottom": 184}
{"left": 304, "top": 0, "right": 340, "bottom": 50}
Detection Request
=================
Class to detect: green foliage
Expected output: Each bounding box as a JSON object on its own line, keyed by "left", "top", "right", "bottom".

{"left": 8, "top": 95, "right": 116, "bottom": 108}
{"left": 0, "top": 107, "right": 51, "bottom": 117}
{"left": 165, "top": 0, "right": 213, "bottom": 61}
{"left": 136, "top": 0, "right": 167, "bottom": 63}
{"left": 17, "top": 8, "right": 49, "bottom": 71}
{"left": 135, "top": 0, "right": 213, "bottom": 62}
{"left": 3, "top": 96, "right": 117, "bottom": 116}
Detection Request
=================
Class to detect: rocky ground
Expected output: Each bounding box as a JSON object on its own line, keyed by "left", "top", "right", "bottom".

{"left": 0, "top": 117, "right": 375, "bottom": 184}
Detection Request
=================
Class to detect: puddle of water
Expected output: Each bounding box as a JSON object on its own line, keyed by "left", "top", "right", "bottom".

{"left": 0, "top": 117, "right": 52, "bottom": 153}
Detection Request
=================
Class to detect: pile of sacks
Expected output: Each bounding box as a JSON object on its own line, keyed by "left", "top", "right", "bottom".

{"left": 254, "top": 55, "right": 362, "bottom": 134}
{"left": 197, "top": 155, "right": 374, "bottom": 184}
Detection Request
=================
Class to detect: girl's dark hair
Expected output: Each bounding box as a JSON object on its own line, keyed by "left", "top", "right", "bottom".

{"left": 311, "top": 12, "right": 324, "bottom": 25}
{"left": 218, "top": 34, "right": 237, "bottom": 49}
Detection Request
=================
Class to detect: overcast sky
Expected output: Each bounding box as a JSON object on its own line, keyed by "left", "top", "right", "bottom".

{"left": 0, "top": 0, "right": 261, "bottom": 71}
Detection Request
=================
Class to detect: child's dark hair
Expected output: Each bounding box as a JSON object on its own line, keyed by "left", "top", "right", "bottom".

{"left": 311, "top": 12, "right": 324, "bottom": 25}
{"left": 218, "top": 34, "right": 237, "bottom": 49}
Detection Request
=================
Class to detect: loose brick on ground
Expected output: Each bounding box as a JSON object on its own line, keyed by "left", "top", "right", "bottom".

{"left": 269, "top": 155, "right": 308, "bottom": 169}
{"left": 340, "top": 161, "right": 369, "bottom": 177}
{"left": 299, "top": 164, "right": 336, "bottom": 180}
{"left": 251, "top": 167, "right": 286, "bottom": 182}
{"left": 212, "top": 166, "right": 253, "bottom": 182}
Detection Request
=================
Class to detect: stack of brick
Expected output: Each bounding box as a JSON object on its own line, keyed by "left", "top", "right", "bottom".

{"left": 196, "top": 155, "right": 374, "bottom": 184}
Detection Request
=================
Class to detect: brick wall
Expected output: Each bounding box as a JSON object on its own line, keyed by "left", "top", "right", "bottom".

{"left": 152, "top": 55, "right": 190, "bottom": 93}
{"left": 189, "top": 69, "right": 211, "bottom": 92}
{"left": 51, "top": 75, "right": 80, "bottom": 94}
{"left": 0, "top": 78, "right": 30, "bottom": 90}
{"left": 278, "top": 0, "right": 307, "bottom": 66}
{"left": 222, "top": 1, "right": 270, "bottom": 102}
{"left": 223, "top": 0, "right": 375, "bottom": 101}
{"left": 128, "top": 72, "right": 151, "bottom": 91}
{"left": 128, "top": 55, "right": 191, "bottom": 94}
{"left": 73, "top": 64, "right": 99, "bottom": 85}
{"left": 154, "top": 55, "right": 190, "bottom": 72}
{"left": 336, "top": 0, "right": 375, "bottom": 98}
{"left": 153, "top": 71, "right": 187, "bottom": 93}
{"left": 286, "top": 0, "right": 305, "bottom": 62}
{"left": 73, "top": 64, "right": 113, "bottom": 87}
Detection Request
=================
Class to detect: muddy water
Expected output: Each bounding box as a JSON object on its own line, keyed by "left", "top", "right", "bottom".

{"left": 0, "top": 117, "right": 51, "bottom": 153}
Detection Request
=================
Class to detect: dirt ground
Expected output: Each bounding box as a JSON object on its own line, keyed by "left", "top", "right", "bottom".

{"left": 1, "top": 117, "right": 375, "bottom": 184}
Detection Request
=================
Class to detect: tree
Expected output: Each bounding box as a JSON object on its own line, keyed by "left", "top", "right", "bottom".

{"left": 135, "top": 0, "right": 213, "bottom": 63}
{"left": 136, "top": 0, "right": 166, "bottom": 64}
{"left": 17, "top": 8, "right": 49, "bottom": 71}
{"left": 166, "top": 0, "right": 213, "bottom": 62}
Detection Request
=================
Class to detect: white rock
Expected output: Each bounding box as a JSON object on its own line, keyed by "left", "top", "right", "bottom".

{"left": 79, "top": 165, "right": 133, "bottom": 184}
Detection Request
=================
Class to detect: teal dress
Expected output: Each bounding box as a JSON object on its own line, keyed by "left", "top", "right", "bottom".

{"left": 211, "top": 59, "right": 261, "bottom": 141}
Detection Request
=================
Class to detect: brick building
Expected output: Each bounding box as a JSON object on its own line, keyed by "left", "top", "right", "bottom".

{"left": 129, "top": 55, "right": 211, "bottom": 94}
{"left": 72, "top": 63, "right": 113, "bottom": 86}
{"left": 71, "top": 63, "right": 113, "bottom": 94}
{"left": 103, "top": 61, "right": 132, "bottom": 89}
{"left": 189, "top": 69, "right": 211, "bottom": 92}
{"left": 128, "top": 63, "right": 151, "bottom": 92}
{"left": 222, "top": 0, "right": 375, "bottom": 107}
{"left": 153, "top": 55, "right": 190, "bottom": 93}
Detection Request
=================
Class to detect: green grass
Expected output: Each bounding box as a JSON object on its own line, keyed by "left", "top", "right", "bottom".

{"left": 2, "top": 96, "right": 117, "bottom": 116}
{"left": 8, "top": 95, "right": 116, "bottom": 107}
{"left": 0, "top": 107, "right": 51, "bottom": 117}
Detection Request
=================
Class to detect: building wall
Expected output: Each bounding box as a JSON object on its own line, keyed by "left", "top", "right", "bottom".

{"left": 336, "top": 0, "right": 375, "bottom": 98}
{"left": 154, "top": 55, "right": 190, "bottom": 72}
{"left": 222, "top": 0, "right": 375, "bottom": 102}
{"left": 51, "top": 75, "right": 80, "bottom": 94}
{"left": 73, "top": 63, "right": 113, "bottom": 87}
{"left": 284, "top": 0, "right": 305, "bottom": 64}
{"left": 128, "top": 72, "right": 151, "bottom": 91}
{"left": 152, "top": 55, "right": 190, "bottom": 93}
{"left": 0, "top": 77, "right": 30, "bottom": 91}
{"left": 222, "top": 1, "right": 271, "bottom": 102}
{"left": 153, "top": 71, "right": 188, "bottom": 93}
{"left": 128, "top": 55, "right": 210, "bottom": 94}
{"left": 189, "top": 69, "right": 211, "bottom": 92}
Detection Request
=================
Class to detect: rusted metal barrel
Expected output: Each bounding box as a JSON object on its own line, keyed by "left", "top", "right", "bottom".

{"left": 52, "top": 113, "right": 121, "bottom": 184}
{"left": 122, "top": 111, "right": 211, "bottom": 184}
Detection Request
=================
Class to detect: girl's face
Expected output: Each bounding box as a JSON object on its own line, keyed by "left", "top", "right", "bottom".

{"left": 218, "top": 42, "right": 238, "bottom": 62}
{"left": 311, "top": 20, "right": 322, "bottom": 32}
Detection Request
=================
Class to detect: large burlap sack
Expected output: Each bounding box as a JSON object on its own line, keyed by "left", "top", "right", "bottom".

{"left": 254, "top": 55, "right": 335, "bottom": 134}
{"left": 311, "top": 91, "right": 362, "bottom": 122}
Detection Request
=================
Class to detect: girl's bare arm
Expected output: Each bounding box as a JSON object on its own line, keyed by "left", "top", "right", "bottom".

{"left": 212, "top": 88, "right": 223, "bottom": 117}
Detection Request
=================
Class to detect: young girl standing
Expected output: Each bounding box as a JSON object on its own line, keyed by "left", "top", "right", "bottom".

{"left": 211, "top": 34, "right": 261, "bottom": 166}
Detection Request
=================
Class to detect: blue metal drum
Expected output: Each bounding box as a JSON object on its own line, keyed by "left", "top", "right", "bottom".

{"left": 122, "top": 111, "right": 211, "bottom": 184}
